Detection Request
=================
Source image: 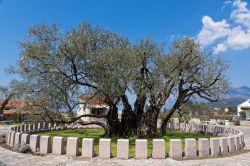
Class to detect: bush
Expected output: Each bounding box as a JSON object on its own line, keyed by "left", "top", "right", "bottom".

{"left": 233, "top": 117, "right": 241, "bottom": 126}
{"left": 12, "top": 143, "right": 30, "bottom": 153}
{"left": 218, "top": 120, "right": 225, "bottom": 125}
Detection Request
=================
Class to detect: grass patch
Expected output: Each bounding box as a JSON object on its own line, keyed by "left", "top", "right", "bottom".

{"left": 38, "top": 128, "right": 214, "bottom": 158}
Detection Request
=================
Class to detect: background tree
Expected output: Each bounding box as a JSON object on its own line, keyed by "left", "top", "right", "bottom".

{"left": 11, "top": 23, "right": 228, "bottom": 137}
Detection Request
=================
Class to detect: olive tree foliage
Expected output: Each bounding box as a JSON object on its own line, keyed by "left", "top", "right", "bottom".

{"left": 159, "top": 39, "right": 228, "bottom": 134}
{"left": 12, "top": 23, "right": 228, "bottom": 137}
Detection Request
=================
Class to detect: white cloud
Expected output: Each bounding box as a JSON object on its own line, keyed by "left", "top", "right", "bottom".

{"left": 221, "top": 0, "right": 232, "bottom": 12}
{"left": 214, "top": 43, "right": 228, "bottom": 54}
{"left": 198, "top": 16, "right": 230, "bottom": 46}
{"left": 227, "top": 27, "right": 250, "bottom": 49}
{"left": 197, "top": 0, "right": 250, "bottom": 54}
{"left": 231, "top": 0, "right": 250, "bottom": 27}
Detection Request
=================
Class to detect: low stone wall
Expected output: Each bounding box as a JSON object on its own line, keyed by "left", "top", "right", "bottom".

{"left": 5, "top": 122, "right": 245, "bottom": 159}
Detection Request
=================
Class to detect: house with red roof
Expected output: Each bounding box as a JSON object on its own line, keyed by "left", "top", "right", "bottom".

{"left": 0, "top": 100, "right": 29, "bottom": 117}
{"left": 76, "top": 96, "right": 109, "bottom": 124}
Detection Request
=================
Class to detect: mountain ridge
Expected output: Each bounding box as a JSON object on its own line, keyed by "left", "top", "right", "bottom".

{"left": 206, "top": 86, "right": 250, "bottom": 109}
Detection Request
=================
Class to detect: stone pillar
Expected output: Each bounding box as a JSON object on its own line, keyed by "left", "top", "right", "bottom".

{"left": 38, "top": 122, "right": 43, "bottom": 130}
{"left": 30, "top": 135, "right": 40, "bottom": 152}
{"left": 10, "top": 132, "right": 15, "bottom": 147}
{"left": 169, "top": 139, "right": 182, "bottom": 159}
{"left": 17, "top": 126, "right": 20, "bottom": 132}
{"left": 66, "top": 137, "right": 80, "bottom": 156}
{"left": 40, "top": 136, "right": 52, "bottom": 154}
{"left": 99, "top": 139, "right": 111, "bottom": 158}
{"left": 219, "top": 137, "right": 228, "bottom": 154}
{"left": 152, "top": 139, "right": 165, "bottom": 159}
{"left": 53, "top": 123, "right": 57, "bottom": 130}
{"left": 33, "top": 123, "right": 38, "bottom": 131}
{"left": 7, "top": 131, "right": 11, "bottom": 145}
{"left": 14, "top": 132, "right": 21, "bottom": 147}
{"left": 185, "top": 138, "right": 197, "bottom": 158}
{"left": 21, "top": 125, "right": 25, "bottom": 133}
{"left": 24, "top": 124, "right": 28, "bottom": 132}
{"left": 234, "top": 136, "right": 240, "bottom": 151}
{"left": 228, "top": 136, "right": 236, "bottom": 152}
{"left": 210, "top": 138, "right": 220, "bottom": 156}
{"left": 82, "top": 138, "right": 94, "bottom": 158}
{"left": 43, "top": 122, "right": 48, "bottom": 130}
{"left": 28, "top": 124, "right": 33, "bottom": 131}
{"left": 242, "top": 134, "right": 245, "bottom": 147}
{"left": 48, "top": 123, "right": 52, "bottom": 130}
{"left": 21, "top": 134, "right": 30, "bottom": 144}
{"left": 135, "top": 139, "right": 147, "bottom": 159}
{"left": 198, "top": 138, "right": 209, "bottom": 157}
{"left": 239, "top": 134, "right": 243, "bottom": 149}
{"left": 52, "top": 136, "right": 65, "bottom": 155}
{"left": 117, "top": 139, "right": 129, "bottom": 159}
{"left": 6, "top": 130, "right": 13, "bottom": 145}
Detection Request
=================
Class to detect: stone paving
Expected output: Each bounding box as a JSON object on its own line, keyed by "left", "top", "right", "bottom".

{"left": 0, "top": 126, "right": 250, "bottom": 166}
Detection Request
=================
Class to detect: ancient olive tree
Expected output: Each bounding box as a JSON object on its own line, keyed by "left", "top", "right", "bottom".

{"left": 13, "top": 23, "right": 228, "bottom": 137}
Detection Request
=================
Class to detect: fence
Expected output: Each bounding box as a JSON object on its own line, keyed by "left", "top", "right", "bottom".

{"left": 5, "top": 122, "right": 245, "bottom": 159}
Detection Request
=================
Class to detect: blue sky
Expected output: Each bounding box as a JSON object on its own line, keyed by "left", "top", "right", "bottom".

{"left": 0, "top": 0, "right": 250, "bottom": 87}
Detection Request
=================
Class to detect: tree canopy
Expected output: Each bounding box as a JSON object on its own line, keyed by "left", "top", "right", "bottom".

{"left": 11, "top": 23, "right": 228, "bottom": 137}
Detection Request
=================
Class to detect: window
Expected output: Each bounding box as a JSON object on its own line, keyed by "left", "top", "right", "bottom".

{"left": 91, "top": 108, "right": 106, "bottom": 115}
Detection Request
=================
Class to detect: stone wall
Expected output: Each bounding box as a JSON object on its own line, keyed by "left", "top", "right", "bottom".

{"left": 5, "top": 122, "right": 245, "bottom": 159}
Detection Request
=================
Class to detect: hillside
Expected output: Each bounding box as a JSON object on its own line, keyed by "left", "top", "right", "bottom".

{"left": 206, "top": 86, "right": 250, "bottom": 109}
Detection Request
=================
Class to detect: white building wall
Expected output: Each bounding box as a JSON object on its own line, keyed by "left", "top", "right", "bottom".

{"left": 237, "top": 99, "right": 250, "bottom": 120}
{"left": 237, "top": 106, "right": 241, "bottom": 116}
{"left": 246, "top": 110, "right": 250, "bottom": 120}
{"left": 77, "top": 103, "right": 108, "bottom": 124}
{"left": 77, "top": 104, "right": 91, "bottom": 122}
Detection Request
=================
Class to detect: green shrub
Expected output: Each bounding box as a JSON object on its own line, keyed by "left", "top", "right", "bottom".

{"left": 233, "top": 117, "right": 241, "bottom": 126}
{"left": 218, "top": 120, "right": 225, "bottom": 125}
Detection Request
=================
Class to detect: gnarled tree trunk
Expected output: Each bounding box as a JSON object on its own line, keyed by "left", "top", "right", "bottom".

{"left": 137, "top": 107, "right": 159, "bottom": 138}
{"left": 105, "top": 104, "right": 120, "bottom": 137}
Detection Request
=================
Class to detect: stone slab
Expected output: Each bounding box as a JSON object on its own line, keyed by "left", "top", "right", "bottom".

{"left": 30, "top": 135, "right": 40, "bottom": 152}
{"left": 152, "top": 139, "right": 165, "bottom": 159}
{"left": 210, "top": 138, "right": 220, "bottom": 156}
{"left": 228, "top": 136, "right": 236, "bottom": 152}
{"left": 99, "top": 139, "right": 111, "bottom": 159}
{"left": 14, "top": 132, "right": 21, "bottom": 147}
{"left": 198, "top": 138, "right": 209, "bottom": 157}
{"left": 135, "top": 139, "right": 147, "bottom": 159}
{"left": 66, "top": 137, "right": 80, "bottom": 156}
{"left": 21, "top": 134, "right": 30, "bottom": 144}
{"left": 169, "top": 139, "right": 182, "bottom": 159}
{"left": 117, "top": 139, "right": 129, "bottom": 159}
{"left": 10, "top": 131, "right": 15, "bottom": 147}
{"left": 219, "top": 137, "right": 228, "bottom": 154}
{"left": 52, "top": 136, "right": 65, "bottom": 155}
{"left": 185, "top": 138, "right": 197, "bottom": 158}
{"left": 82, "top": 138, "right": 94, "bottom": 158}
{"left": 40, "top": 136, "right": 52, "bottom": 154}
{"left": 234, "top": 136, "right": 240, "bottom": 151}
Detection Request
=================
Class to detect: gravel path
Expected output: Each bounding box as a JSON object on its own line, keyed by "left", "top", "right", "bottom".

{"left": 0, "top": 126, "right": 250, "bottom": 166}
